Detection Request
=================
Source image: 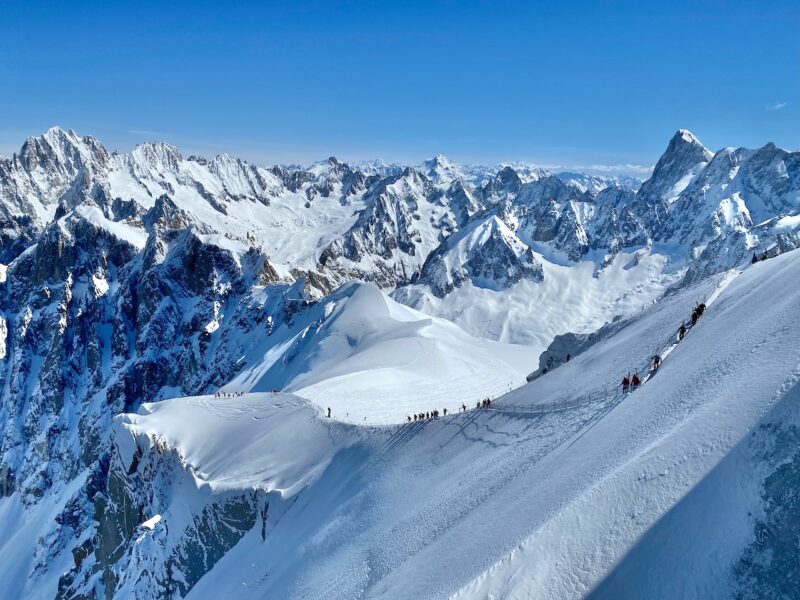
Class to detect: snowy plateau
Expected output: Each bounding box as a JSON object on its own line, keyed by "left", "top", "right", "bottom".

{"left": 0, "top": 127, "right": 799, "bottom": 599}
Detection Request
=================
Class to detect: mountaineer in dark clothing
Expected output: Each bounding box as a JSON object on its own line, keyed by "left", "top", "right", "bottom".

{"left": 631, "top": 372, "right": 641, "bottom": 389}
{"left": 651, "top": 354, "right": 662, "bottom": 371}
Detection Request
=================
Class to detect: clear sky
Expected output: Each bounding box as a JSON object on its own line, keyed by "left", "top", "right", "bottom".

{"left": 0, "top": 0, "right": 797, "bottom": 173}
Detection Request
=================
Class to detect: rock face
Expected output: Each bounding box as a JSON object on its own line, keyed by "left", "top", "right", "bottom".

{"left": 1, "top": 127, "right": 800, "bottom": 599}
{"left": 58, "top": 426, "right": 268, "bottom": 599}
{"left": 418, "top": 216, "right": 543, "bottom": 297}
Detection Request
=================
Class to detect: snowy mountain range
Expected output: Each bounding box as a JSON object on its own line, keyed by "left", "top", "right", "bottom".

{"left": 1, "top": 127, "right": 799, "bottom": 599}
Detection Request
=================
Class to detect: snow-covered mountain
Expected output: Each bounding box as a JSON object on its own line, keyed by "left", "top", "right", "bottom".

{"left": 1, "top": 126, "right": 800, "bottom": 599}
{"left": 555, "top": 171, "right": 645, "bottom": 194}
{"left": 36, "top": 247, "right": 800, "bottom": 599}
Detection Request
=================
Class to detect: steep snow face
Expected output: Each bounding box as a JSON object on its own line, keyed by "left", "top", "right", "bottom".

{"left": 416, "top": 215, "right": 543, "bottom": 297}
{"left": 222, "top": 282, "right": 532, "bottom": 424}
{"left": 104, "top": 249, "right": 800, "bottom": 600}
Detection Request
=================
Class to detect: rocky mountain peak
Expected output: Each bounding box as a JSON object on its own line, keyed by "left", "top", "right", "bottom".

{"left": 663, "top": 129, "right": 713, "bottom": 166}
{"left": 421, "top": 154, "right": 462, "bottom": 186}
{"left": 636, "top": 129, "right": 713, "bottom": 204}
{"left": 417, "top": 214, "right": 543, "bottom": 297}
{"left": 17, "top": 126, "right": 108, "bottom": 175}
{"left": 130, "top": 141, "right": 183, "bottom": 172}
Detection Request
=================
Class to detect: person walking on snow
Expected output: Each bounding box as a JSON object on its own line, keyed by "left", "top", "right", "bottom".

{"left": 621, "top": 375, "right": 630, "bottom": 393}
{"left": 751, "top": 252, "right": 758, "bottom": 264}
{"left": 631, "top": 372, "right": 640, "bottom": 389}
{"left": 327, "top": 407, "right": 331, "bottom": 418}
{"left": 678, "top": 323, "right": 687, "bottom": 340}
{"left": 651, "top": 354, "right": 662, "bottom": 371}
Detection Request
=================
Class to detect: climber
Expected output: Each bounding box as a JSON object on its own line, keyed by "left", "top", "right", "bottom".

{"left": 631, "top": 372, "right": 641, "bottom": 389}
{"left": 462, "top": 403, "right": 467, "bottom": 413}
{"left": 761, "top": 251, "right": 768, "bottom": 261}
{"left": 326, "top": 407, "right": 331, "bottom": 418}
{"left": 751, "top": 252, "right": 758, "bottom": 264}
{"left": 696, "top": 302, "right": 706, "bottom": 317}
{"left": 443, "top": 408, "right": 447, "bottom": 416}
{"left": 621, "top": 375, "right": 630, "bottom": 393}
{"left": 678, "top": 323, "right": 687, "bottom": 340}
{"left": 691, "top": 309, "right": 699, "bottom": 326}
{"left": 651, "top": 354, "right": 662, "bottom": 371}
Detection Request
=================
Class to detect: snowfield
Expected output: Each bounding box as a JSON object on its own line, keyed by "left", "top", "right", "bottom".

{"left": 220, "top": 282, "right": 533, "bottom": 424}
{"left": 395, "top": 247, "right": 680, "bottom": 349}
{"left": 115, "top": 249, "right": 800, "bottom": 600}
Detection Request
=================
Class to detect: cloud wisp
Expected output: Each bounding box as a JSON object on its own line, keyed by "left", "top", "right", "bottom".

{"left": 766, "top": 101, "right": 788, "bottom": 112}
{"left": 128, "top": 129, "right": 169, "bottom": 137}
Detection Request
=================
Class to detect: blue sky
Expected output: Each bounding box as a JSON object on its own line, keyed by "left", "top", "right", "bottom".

{"left": 0, "top": 0, "right": 797, "bottom": 172}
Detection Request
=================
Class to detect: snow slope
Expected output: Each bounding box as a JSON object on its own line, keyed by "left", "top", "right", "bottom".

{"left": 114, "top": 248, "right": 800, "bottom": 599}
{"left": 119, "top": 393, "right": 359, "bottom": 495}
{"left": 397, "top": 247, "right": 680, "bottom": 350}
{"left": 221, "top": 282, "right": 533, "bottom": 423}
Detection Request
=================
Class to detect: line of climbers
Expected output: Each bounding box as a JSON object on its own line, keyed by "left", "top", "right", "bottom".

{"left": 215, "top": 391, "right": 245, "bottom": 398}
{"left": 406, "top": 398, "right": 493, "bottom": 422}
{"left": 619, "top": 300, "right": 706, "bottom": 392}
